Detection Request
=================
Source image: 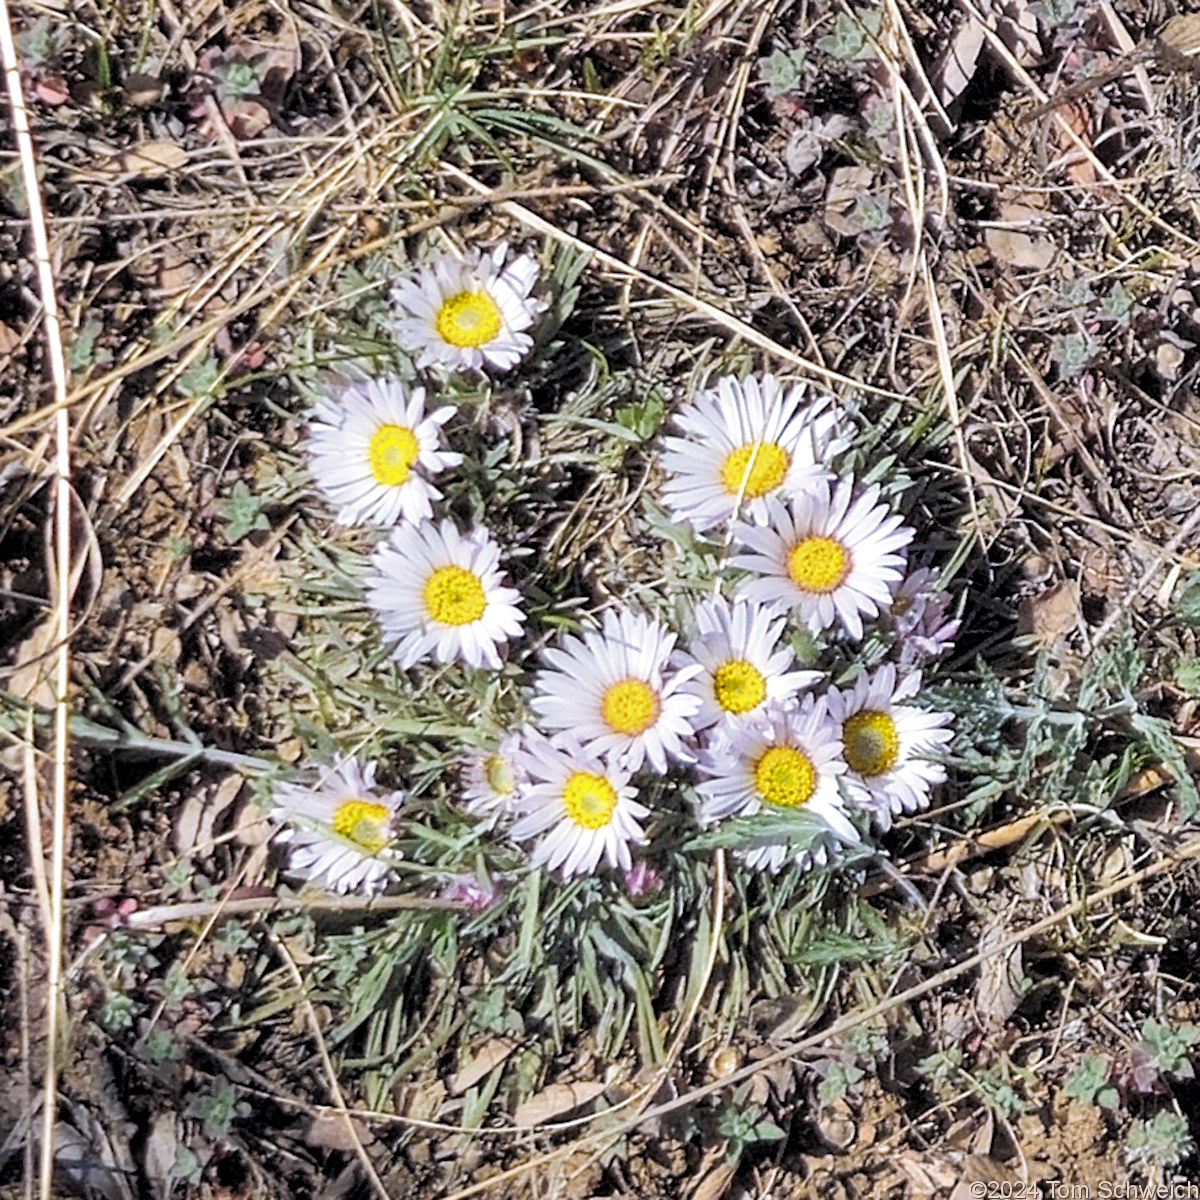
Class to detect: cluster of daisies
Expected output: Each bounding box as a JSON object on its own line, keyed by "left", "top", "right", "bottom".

{"left": 269, "top": 242, "right": 960, "bottom": 895}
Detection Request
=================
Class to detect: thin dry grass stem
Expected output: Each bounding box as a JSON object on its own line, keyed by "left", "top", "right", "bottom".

{"left": 441, "top": 163, "right": 913, "bottom": 403}
{"left": 694, "top": 0, "right": 763, "bottom": 258}
{"left": 139, "top": 851, "right": 262, "bottom": 1045}
{"left": 573, "top": 484, "right": 647, "bottom": 563}
{"left": 955, "top": 0, "right": 1200, "bottom": 256}
{"left": 123, "top": 891, "right": 459, "bottom": 931}
{"left": 551, "top": 0, "right": 657, "bottom": 33}
{"left": 879, "top": 0, "right": 950, "bottom": 222}
{"left": 270, "top": 931, "right": 392, "bottom": 1200}
{"left": 1097, "top": 0, "right": 1154, "bottom": 112}
{"left": 56, "top": 123, "right": 382, "bottom": 421}
{"left": 114, "top": 223, "right": 352, "bottom": 506}
{"left": 438, "top": 831, "right": 1200, "bottom": 1200}
{"left": 20, "top": 717, "right": 53, "bottom": 931}
{"left": 383, "top": 0, "right": 432, "bottom": 48}
{"left": 626, "top": 846, "right": 727, "bottom": 1121}
{"left": 102, "top": 113, "right": 458, "bottom": 500}
{"left": 200, "top": 94, "right": 251, "bottom": 187}
{"left": 713, "top": 2, "right": 828, "bottom": 360}
{"left": 920, "top": 253, "right": 984, "bottom": 553}
{"left": 888, "top": 91, "right": 927, "bottom": 387}
{"left": 932, "top": 457, "right": 1200, "bottom": 564}
{"left": 1007, "top": 343, "right": 1137, "bottom": 527}
{"left": 616, "top": 219, "right": 652, "bottom": 319}
{"left": 0, "top": 7, "right": 72, "bottom": 1198}
{"left": 114, "top": 515, "right": 300, "bottom": 693}
{"left": 891, "top": 809, "right": 1073, "bottom": 881}
{"left": 16, "top": 923, "right": 33, "bottom": 1200}
{"left": 1090, "top": 504, "right": 1200, "bottom": 648}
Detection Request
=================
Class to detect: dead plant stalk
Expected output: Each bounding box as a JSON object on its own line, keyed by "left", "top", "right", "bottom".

{"left": 0, "top": 6, "right": 73, "bottom": 1200}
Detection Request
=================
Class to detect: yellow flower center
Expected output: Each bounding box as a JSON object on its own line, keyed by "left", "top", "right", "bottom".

{"left": 720, "top": 440, "right": 791, "bottom": 498}
{"left": 423, "top": 565, "right": 487, "bottom": 626}
{"left": 712, "top": 659, "right": 767, "bottom": 715}
{"left": 367, "top": 424, "right": 420, "bottom": 486}
{"left": 754, "top": 745, "right": 817, "bottom": 807}
{"left": 843, "top": 710, "right": 900, "bottom": 777}
{"left": 332, "top": 798, "right": 391, "bottom": 852}
{"left": 484, "top": 752, "right": 515, "bottom": 795}
{"left": 436, "top": 290, "right": 502, "bottom": 348}
{"left": 787, "top": 535, "right": 850, "bottom": 593}
{"left": 600, "top": 678, "right": 661, "bottom": 735}
{"left": 562, "top": 770, "right": 618, "bottom": 830}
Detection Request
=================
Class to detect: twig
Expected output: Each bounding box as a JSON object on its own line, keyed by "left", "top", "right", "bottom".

{"left": 124, "top": 890, "right": 458, "bottom": 930}
{"left": 1091, "top": 504, "right": 1200, "bottom": 648}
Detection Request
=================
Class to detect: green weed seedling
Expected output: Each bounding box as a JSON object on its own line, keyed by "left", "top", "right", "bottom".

{"left": 187, "top": 1081, "right": 251, "bottom": 1140}
{"left": 1050, "top": 332, "right": 1099, "bottom": 381}
{"left": 1062, "top": 1054, "right": 1119, "bottom": 1110}
{"left": 758, "top": 47, "right": 807, "bottom": 98}
{"left": 1133, "top": 1017, "right": 1199, "bottom": 1085}
{"left": 217, "top": 480, "right": 271, "bottom": 542}
{"left": 716, "top": 1082, "right": 787, "bottom": 1162}
{"left": 1031, "top": 0, "right": 1084, "bottom": 31}
{"left": 98, "top": 991, "right": 137, "bottom": 1032}
{"left": 207, "top": 55, "right": 267, "bottom": 106}
{"left": 816, "top": 1060, "right": 866, "bottom": 1106}
{"left": 67, "top": 318, "right": 113, "bottom": 374}
{"left": 1175, "top": 570, "right": 1200, "bottom": 629}
{"left": 1124, "top": 1110, "right": 1194, "bottom": 1170}
{"left": 175, "top": 354, "right": 223, "bottom": 399}
{"left": 817, "top": 8, "right": 882, "bottom": 63}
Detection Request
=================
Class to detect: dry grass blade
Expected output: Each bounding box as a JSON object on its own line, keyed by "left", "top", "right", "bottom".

{"left": 6, "top": 1, "right": 1200, "bottom": 1193}
{"left": 956, "top": 0, "right": 1200, "bottom": 255}
{"left": 438, "top": 834, "right": 1200, "bottom": 1200}
{"left": 123, "top": 891, "right": 458, "bottom": 930}
{"left": 441, "top": 163, "right": 912, "bottom": 404}
{"left": 0, "top": 6, "right": 72, "bottom": 1199}
{"left": 269, "top": 932, "right": 391, "bottom": 1200}
{"left": 920, "top": 252, "right": 983, "bottom": 550}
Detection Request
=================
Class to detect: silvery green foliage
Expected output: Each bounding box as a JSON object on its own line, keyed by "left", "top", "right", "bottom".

{"left": 1050, "top": 331, "right": 1098, "bottom": 380}
{"left": 1030, "top": 0, "right": 1082, "bottom": 28}
{"left": 758, "top": 46, "right": 807, "bottom": 98}
{"left": 1125, "top": 1111, "right": 1194, "bottom": 1169}
{"left": 817, "top": 8, "right": 883, "bottom": 62}
{"left": 1135, "top": 1018, "right": 1199, "bottom": 1084}
{"left": 1063, "top": 1054, "right": 1119, "bottom": 1109}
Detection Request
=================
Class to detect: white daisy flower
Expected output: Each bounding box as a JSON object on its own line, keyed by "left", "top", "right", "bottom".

{"left": 732, "top": 480, "right": 912, "bottom": 641}
{"left": 889, "top": 568, "right": 961, "bottom": 669}
{"left": 460, "top": 728, "right": 530, "bottom": 825}
{"left": 391, "top": 241, "right": 545, "bottom": 373}
{"left": 658, "top": 373, "right": 846, "bottom": 532}
{"left": 673, "top": 595, "right": 822, "bottom": 731}
{"left": 509, "top": 731, "right": 649, "bottom": 877}
{"left": 696, "top": 697, "right": 859, "bottom": 873}
{"left": 366, "top": 519, "right": 526, "bottom": 670}
{"left": 826, "top": 663, "right": 954, "bottom": 830}
{"left": 305, "top": 377, "right": 462, "bottom": 527}
{"left": 530, "top": 608, "right": 703, "bottom": 773}
{"left": 270, "top": 758, "right": 403, "bottom": 894}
